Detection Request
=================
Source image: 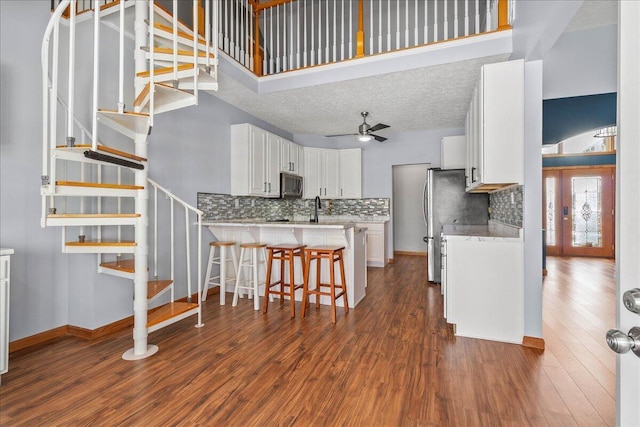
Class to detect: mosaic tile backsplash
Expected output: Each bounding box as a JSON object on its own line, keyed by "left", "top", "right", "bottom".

{"left": 490, "top": 185, "right": 523, "bottom": 227}
{"left": 197, "top": 193, "right": 390, "bottom": 221}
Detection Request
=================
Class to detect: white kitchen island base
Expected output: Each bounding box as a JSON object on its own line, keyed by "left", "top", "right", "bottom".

{"left": 205, "top": 221, "right": 367, "bottom": 309}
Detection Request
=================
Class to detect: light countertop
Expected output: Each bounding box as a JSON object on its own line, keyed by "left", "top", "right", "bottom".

{"left": 203, "top": 219, "right": 356, "bottom": 229}
{"left": 442, "top": 221, "right": 522, "bottom": 240}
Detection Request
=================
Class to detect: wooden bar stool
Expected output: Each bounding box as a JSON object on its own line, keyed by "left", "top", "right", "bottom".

{"left": 202, "top": 241, "right": 238, "bottom": 305}
{"left": 233, "top": 242, "right": 267, "bottom": 311}
{"left": 263, "top": 243, "right": 306, "bottom": 318}
{"left": 302, "top": 246, "right": 349, "bottom": 323}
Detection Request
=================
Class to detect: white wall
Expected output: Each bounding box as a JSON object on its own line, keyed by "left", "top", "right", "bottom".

{"left": 392, "top": 164, "right": 429, "bottom": 253}
{"left": 543, "top": 25, "right": 617, "bottom": 99}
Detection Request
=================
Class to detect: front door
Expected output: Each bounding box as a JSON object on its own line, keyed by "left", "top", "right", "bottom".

{"left": 543, "top": 166, "right": 615, "bottom": 258}
{"left": 616, "top": 2, "right": 640, "bottom": 424}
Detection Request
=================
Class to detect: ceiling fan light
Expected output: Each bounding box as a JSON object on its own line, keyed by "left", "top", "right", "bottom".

{"left": 358, "top": 134, "right": 373, "bottom": 142}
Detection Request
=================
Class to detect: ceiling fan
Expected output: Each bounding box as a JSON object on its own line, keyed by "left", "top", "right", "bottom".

{"left": 327, "top": 112, "right": 390, "bottom": 142}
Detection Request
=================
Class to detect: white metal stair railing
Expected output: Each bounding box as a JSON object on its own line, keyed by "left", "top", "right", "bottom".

{"left": 41, "top": 0, "right": 217, "bottom": 359}
{"left": 148, "top": 178, "right": 204, "bottom": 331}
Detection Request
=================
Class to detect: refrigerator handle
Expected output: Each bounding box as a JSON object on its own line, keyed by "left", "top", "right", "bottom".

{"left": 422, "top": 177, "right": 428, "bottom": 227}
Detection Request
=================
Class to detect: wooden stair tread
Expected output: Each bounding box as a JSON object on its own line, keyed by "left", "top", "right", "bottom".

{"left": 48, "top": 213, "right": 141, "bottom": 218}
{"left": 142, "top": 46, "right": 215, "bottom": 58}
{"left": 66, "top": 240, "right": 136, "bottom": 247}
{"left": 136, "top": 63, "right": 194, "bottom": 78}
{"left": 150, "top": 21, "right": 206, "bottom": 44}
{"left": 55, "top": 144, "right": 147, "bottom": 162}
{"left": 98, "top": 109, "right": 150, "bottom": 118}
{"left": 147, "top": 302, "right": 199, "bottom": 328}
{"left": 148, "top": 279, "right": 173, "bottom": 299}
{"left": 56, "top": 181, "right": 144, "bottom": 190}
{"left": 134, "top": 82, "right": 194, "bottom": 108}
{"left": 100, "top": 258, "right": 135, "bottom": 273}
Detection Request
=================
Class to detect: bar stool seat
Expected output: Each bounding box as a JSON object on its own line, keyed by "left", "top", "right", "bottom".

{"left": 263, "top": 243, "right": 306, "bottom": 318}
{"left": 202, "top": 241, "right": 238, "bottom": 305}
{"left": 302, "top": 245, "right": 349, "bottom": 323}
{"left": 233, "top": 242, "right": 268, "bottom": 311}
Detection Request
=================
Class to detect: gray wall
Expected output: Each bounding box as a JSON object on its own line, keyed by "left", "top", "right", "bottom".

{"left": 543, "top": 25, "right": 617, "bottom": 100}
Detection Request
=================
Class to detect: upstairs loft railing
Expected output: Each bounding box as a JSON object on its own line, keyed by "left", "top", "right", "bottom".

{"left": 220, "top": 0, "right": 512, "bottom": 77}
{"left": 51, "top": 0, "right": 510, "bottom": 77}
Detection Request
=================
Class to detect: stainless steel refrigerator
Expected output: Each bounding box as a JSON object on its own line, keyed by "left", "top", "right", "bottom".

{"left": 422, "top": 169, "right": 489, "bottom": 283}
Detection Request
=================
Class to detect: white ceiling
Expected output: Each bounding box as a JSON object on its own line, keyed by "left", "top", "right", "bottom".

{"left": 209, "top": 1, "right": 617, "bottom": 139}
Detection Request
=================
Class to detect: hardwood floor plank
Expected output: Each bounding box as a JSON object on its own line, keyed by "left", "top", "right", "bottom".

{"left": 0, "top": 255, "right": 615, "bottom": 426}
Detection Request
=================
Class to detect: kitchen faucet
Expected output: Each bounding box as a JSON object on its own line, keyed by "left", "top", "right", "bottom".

{"left": 312, "top": 195, "right": 322, "bottom": 222}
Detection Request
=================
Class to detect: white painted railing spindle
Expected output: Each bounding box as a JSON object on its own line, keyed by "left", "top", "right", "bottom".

{"left": 486, "top": 0, "right": 492, "bottom": 32}
{"left": 368, "top": 1, "right": 373, "bottom": 55}
{"left": 377, "top": 1, "right": 382, "bottom": 53}
{"left": 395, "top": 0, "right": 400, "bottom": 50}
{"left": 386, "top": 0, "right": 391, "bottom": 51}
{"left": 475, "top": 0, "right": 480, "bottom": 34}
{"left": 325, "top": 1, "right": 329, "bottom": 63}
{"left": 454, "top": 0, "right": 459, "bottom": 38}
{"left": 433, "top": 0, "right": 438, "bottom": 42}
{"left": 414, "top": 0, "right": 418, "bottom": 47}
{"left": 333, "top": 1, "right": 337, "bottom": 61}
{"left": 311, "top": 1, "right": 315, "bottom": 66}
{"left": 424, "top": 0, "right": 428, "bottom": 44}
{"left": 444, "top": 0, "right": 448, "bottom": 40}
{"left": 276, "top": 5, "right": 280, "bottom": 72}
{"left": 404, "top": 0, "right": 409, "bottom": 47}
{"left": 465, "top": 0, "right": 470, "bottom": 36}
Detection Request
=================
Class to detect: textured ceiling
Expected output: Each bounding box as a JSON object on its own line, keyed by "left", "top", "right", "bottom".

{"left": 564, "top": 0, "right": 618, "bottom": 33}
{"left": 209, "top": 1, "right": 615, "bottom": 138}
{"left": 214, "top": 53, "right": 510, "bottom": 137}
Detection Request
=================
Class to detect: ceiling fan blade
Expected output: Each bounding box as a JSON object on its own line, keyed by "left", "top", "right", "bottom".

{"left": 368, "top": 123, "right": 390, "bottom": 133}
{"left": 325, "top": 133, "right": 358, "bottom": 137}
{"left": 372, "top": 134, "right": 387, "bottom": 143}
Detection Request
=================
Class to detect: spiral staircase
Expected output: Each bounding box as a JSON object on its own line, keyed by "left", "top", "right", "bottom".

{"left": 41, "top": 0, "right": 218, "bottom": 359}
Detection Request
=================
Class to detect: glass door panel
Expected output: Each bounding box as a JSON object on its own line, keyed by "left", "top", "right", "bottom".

{"left": 561, "top": 167, "right": 614, "bottom": 258}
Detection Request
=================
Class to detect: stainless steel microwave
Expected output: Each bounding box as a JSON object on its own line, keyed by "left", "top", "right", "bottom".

{"left": 280, "top": 172, "right": 303, "bottom": 198}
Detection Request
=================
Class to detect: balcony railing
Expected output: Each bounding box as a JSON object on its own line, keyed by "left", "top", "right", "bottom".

{"left": 220, "top": 0, "right": 511, "bottom": 77}
{"left": 52, "top": 0, "right": 510, "bottom": 78}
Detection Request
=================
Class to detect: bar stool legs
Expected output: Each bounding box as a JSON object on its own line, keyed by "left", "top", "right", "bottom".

{"left": 233, "top": 243, "right": 267, "bottom": 311}
{"left": 202, "top": 241, "right": 238, "bottom": 305}
{"left": 302, "top": 246, "right": 349, "bottom": 324}
{"left": 263, "top": 244, "right": 306, "bottom": 318}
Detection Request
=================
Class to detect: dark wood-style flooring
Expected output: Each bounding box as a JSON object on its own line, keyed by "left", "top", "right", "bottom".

{"left": 0, "top": 255, "right": 615, "bottom": 426}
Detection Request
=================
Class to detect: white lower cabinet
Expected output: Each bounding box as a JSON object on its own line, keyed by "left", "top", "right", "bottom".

{"left": 0, "top": 249, "right": 13, "bottom": 384}
{"left": 356, "top": 222, "right": 388, "bottom": 267}
{"left": 443, "top": 235, "right": 523, "bottom": 344}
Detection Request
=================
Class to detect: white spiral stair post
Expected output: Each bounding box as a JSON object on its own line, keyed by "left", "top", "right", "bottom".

{"left": 123, "top": 0, "right": 156, "bottom": 360}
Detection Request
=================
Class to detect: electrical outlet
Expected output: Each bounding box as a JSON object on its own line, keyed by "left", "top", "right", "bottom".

{"left": 510, "top": 193, "right": 515, "bottom": 204}
{"left": 234, "top": 199, "right": 240, "bottom": 209}
{"left": 251, "top": 199, "right": 255, "bottom": 207}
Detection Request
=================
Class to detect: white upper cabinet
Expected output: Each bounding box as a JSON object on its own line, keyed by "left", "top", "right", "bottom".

{"left": 304, "top": 148, "right": 339, "bottom": 198}
{"left": 303, "top": 148, "right": 361, "bottom": 199}
{"left": 339, "top": 149, "right": 362, "bottom": 198}
{"left": 441, "top": 135, "right": 466, "bottom": 170}
{"left": 465, "top": 60, "right": 524, "bottom": 193}
{"left": 231, "top": 123, "right": 281, "bottom": 197}
{"left": 281, "top": 139, "right": 303, "bottom": 174}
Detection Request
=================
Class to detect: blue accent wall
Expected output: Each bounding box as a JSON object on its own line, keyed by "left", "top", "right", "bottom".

{"left": 543, "top": 93, "right": 617, "bottom": 145}
{"left": 543, "top": 153, "right": 616, "bottom": 168}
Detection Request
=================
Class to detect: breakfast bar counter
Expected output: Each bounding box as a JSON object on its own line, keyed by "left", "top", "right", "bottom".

{"left": 203, "top": 220, "right": 367, "bottom": 308}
